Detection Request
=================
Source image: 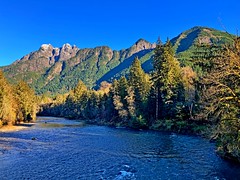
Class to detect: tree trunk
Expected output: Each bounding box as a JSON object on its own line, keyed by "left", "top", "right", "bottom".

{"left": 156, "top": 88, "right": 159, "bottom": 121}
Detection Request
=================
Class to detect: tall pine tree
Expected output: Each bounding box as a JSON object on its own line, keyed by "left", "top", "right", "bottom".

{"left": 64, "top": 80, "right": 88, "bottom": 119}
{"left": 152, "top": 39, "right": 183, "bottom": 119}
{"left": 128, "top": 57, "right": 151, "bottom": 116}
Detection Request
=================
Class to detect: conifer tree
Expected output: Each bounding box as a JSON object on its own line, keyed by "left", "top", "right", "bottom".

{"left": 152, "top": 38, "right": 163, "bottom": 120}
{"left": 64, "top": 80, "right": 88, "bottom": 119}
{"left": 71, "top": 80, "right": 88, "bottom": 102}
{"left": 128, "top": 57, "right": 151, "bottom": 117}
{"left": 152, "top": 39, "right": 183, "bottom": 119}
{"left": 99, "top": 93, "right": 108, "bottom": 119}
{"left": 118, "top": 76, "right": 129, "bottom": 112}
{"left": 83, "top": 91, "right": 100, "bottom": 119}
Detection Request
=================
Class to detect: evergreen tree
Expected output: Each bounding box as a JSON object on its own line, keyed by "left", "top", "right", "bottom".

{"left": 152, "top": 39, "right": 183, "bottom": 119}
{"left": 118, "top": 76, "right": 129, "bottom": 113}
{"left": 152, "top": 38, "right": 163, "bottom": 120}
{"left": 83, "top": 91, "right": 100, "bottom": 119}
{"left": 128, "top": 57, "right": 151, "bottom": 117}
{"left": 71, "top": 80, "right": 88, "bottom": 102}
{"left": 146, "top": 85, "right": 156, "bottom": 124}
{"left": 64, "top": 80, "right": 88, "bottom": 119}
{"left": 118, "top": 76, "right": 128, "bottom": 102}
{"left": 98, "top": 93, "right": 108, "bottom": 119}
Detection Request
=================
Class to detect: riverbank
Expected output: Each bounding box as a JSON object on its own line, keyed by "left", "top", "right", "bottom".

{"left": 0, "top": 123, "right": 34, "bottom": 133}
{"left": 84, "top": 118, "right": 209, "bottom": 136}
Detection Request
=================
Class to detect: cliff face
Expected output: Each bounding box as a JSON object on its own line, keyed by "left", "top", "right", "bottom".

{"left": 14, "top": 43, "right": 79, "bottom": 65}
{"left": 2, "top": 39, "right": 155, "bottom": 94}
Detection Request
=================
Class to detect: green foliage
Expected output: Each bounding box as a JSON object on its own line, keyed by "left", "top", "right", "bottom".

{"left": 152, "top": 39, "right": 184, "bottom": 119}
{"left": 129, "top": 57, "right": 151, "bottom": 102}
{"left": 172, "top": 26, "right": 235, "bottom": 68}
{"left": 216, "top": 118, "right": 240, "bottom": 162}
{"left": 129, "top": 115, "right": 147, "bottom": 129}
{"left": 118, "top": 76, "right": 129, "bottom": 106}
{"left": 128, "top": 57, "right": 151, "bottom": 119}
{"left": 62, "top": 80, "right": 89, "bottom": 119}
{"left": 151, "top": 118, "right": 208, "bottom": 134}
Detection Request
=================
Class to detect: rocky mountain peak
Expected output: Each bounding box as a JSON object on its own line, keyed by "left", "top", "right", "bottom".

{"left": 135, "top": 38, "right": 148, "bottom": 44}
{"left": 37, "top": 44, "right": 54, "bottom": 60}
{"left": 62, "top": 43, "right": 72, "bottom": 50}
{"left": 124, "top": 39, "right": 156, "bottom": 58}
{"left": 134, "top": 39, "right": 156, "bottom": 50}
{"left": 40, "top": 44, "right": 53, "bottom": 51}
{"left": 59, "top": 43, "right": 79, "bottom": 61}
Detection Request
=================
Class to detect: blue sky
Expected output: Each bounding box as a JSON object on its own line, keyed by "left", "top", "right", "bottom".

{"left": 0, "top": 0, "right": 239, "bottom": 66}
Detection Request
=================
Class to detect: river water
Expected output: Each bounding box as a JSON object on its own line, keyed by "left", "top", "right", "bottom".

{"left": 0, "top": 117, "right": 240, "bottom": 180}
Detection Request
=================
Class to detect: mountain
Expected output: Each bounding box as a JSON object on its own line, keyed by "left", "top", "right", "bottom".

{"left": 170, "top": 26, "right": 235, "bottom": 66}
{"left": 2, "top": 39, "right": 156, "bottom": 94}
{"left": 1, "top": 26, "right": 235, "bottom": 95}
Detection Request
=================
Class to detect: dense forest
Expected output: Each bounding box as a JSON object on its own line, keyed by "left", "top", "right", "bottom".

{"left": 1, "top": 38, "right": 239, "bottom": 163}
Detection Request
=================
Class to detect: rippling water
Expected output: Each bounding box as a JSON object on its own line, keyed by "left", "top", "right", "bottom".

{"left": 0, "top": 117, "right": 240, "bottom": 180}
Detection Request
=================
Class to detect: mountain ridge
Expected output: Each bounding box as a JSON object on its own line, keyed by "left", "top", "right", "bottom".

{"left": 2, "top": 38, "right": 156, "bottom": 94}
{"left": 1, "top": 26, "right": 235, "bottom": 94}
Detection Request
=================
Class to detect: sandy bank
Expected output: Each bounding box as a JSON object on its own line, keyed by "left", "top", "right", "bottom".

{"left": 0, "top": 123, "right": 34, "bottom": 133}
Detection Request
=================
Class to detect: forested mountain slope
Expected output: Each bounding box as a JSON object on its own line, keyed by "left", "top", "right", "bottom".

{"left": 1, "top": 26, "right": 234, "bottom": 94}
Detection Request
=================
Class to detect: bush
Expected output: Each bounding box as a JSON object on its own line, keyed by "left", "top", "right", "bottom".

{"left": 129, "top": 115, "right": 147, "bottom": 129}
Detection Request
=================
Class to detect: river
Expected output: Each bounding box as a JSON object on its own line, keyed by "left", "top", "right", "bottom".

{"left": 0, "top": 117, "right": 240, "bottom": 180}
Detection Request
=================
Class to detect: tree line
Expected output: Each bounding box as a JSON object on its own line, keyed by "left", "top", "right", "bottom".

{"left": 39, "top": 40, "right": 202, "bottom": 130}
